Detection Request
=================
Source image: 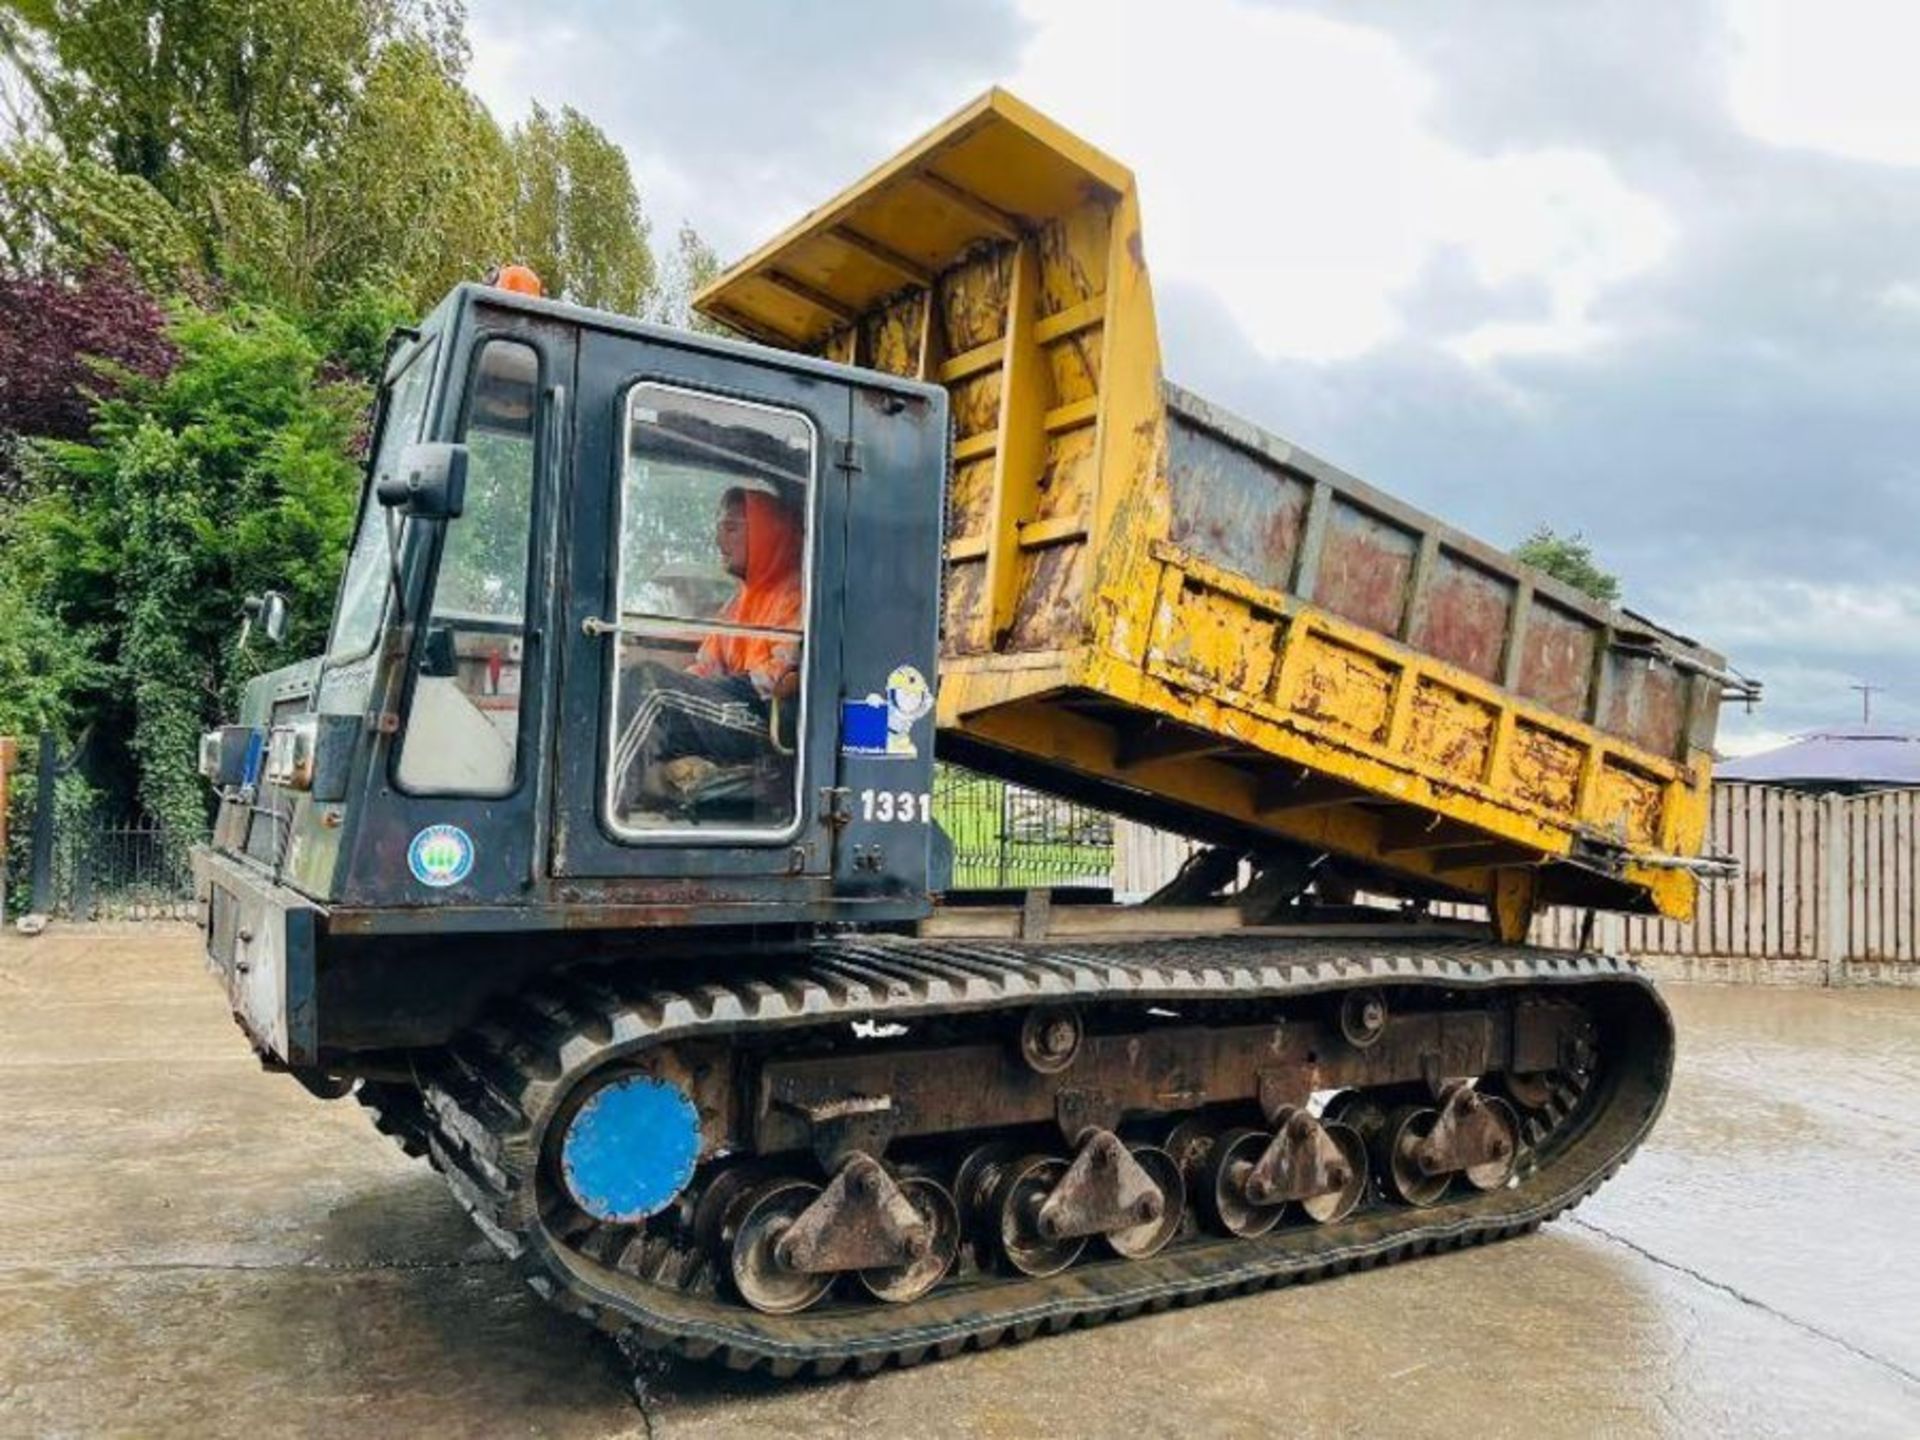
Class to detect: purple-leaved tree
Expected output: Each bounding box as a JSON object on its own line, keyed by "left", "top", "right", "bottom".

{"left": 0, "top": 255, "right": 175, "bottom": 470}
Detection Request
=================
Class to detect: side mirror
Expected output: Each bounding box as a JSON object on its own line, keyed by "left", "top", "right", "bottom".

{"left": 259, "top": 590, "right": 290, "bottom": 644}
{"left": 376, "top": 442, "right": 468, "bottom": 520}
{"left": 242, "top": 589, "right": 291, "bottom": 646}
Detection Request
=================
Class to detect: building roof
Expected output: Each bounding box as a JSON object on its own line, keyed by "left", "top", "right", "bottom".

{"left": 1718, "top": 724, "right": 1920, "bottom": 788}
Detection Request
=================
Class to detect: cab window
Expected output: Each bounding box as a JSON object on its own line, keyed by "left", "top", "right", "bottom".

{"left": 395, "top": 338, "right": 540, "bottom": 794}
{"left": 330, "top": 336, "right": 437, "bottom": 659}
{"left": 606, "top": 384, "right": 813, "bottom": 837}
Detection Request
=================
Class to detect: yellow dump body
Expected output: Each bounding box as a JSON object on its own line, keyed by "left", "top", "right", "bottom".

{"left": 698, "top": 90, "right": 1730, "bottom": 933}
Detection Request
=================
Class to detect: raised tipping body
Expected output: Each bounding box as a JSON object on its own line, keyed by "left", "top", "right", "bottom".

{"left": 698, "top": 89, "right": 1738, "bottom": 933}
{"left": 188, "top": 89, "right": 1718, "bottom": 1377}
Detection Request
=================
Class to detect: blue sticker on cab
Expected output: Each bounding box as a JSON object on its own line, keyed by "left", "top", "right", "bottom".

{"left": 408, "top": 824, "right": 475, "bottom": 888}
{"left": 842, "top": 696, "right": 889, "bottom": 755}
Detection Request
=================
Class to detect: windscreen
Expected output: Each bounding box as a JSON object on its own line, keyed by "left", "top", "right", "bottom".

{"left": 329, "top": 336, "right": 438, "bottom": 659}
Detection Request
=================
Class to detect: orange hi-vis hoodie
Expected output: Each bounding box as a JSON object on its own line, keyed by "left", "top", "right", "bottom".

{"left": 690, "top": 490, "right": 803, "bottom": 698}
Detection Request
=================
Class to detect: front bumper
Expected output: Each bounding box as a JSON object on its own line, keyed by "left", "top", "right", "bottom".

{"left": 191, "top": 845, "right": 320, "bottom": 1066}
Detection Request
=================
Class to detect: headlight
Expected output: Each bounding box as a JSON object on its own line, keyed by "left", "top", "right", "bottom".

{"left": 265, "top": 717, "right": 318, "bottom": 790}
{"left": 201, "top": 726, "right": 264, "bottom": 790}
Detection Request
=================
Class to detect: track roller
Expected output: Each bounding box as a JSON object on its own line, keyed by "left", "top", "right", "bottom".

{"left": 1034, "top": 1129, "right": 1171, "bottom": 1242}
{"left": 1102, "top": 1145, "right": 1185, "bottom": 1259}
{"left": 1380, "top": 1084, "right": 1520, "bottom": 1206}
{"left": 859, "top": 1177, "right": 961, "bottom": 1303}
{"left": 723, "top": 1177, "right": 834, "bottom": 1314}
{"left": 982, "top": 1153, "right": 1083, "bottom": 1278}
{"left": 1200, "top": 1127, "right": 1282, "bottom": 1238}
{"left": 1246, "top": 1107, "right": 1369, "bottom": 1225}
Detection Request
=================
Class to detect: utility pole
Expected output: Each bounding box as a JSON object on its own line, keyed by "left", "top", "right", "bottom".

{"left": 1849, "top": 683, "right": 1883, "bottom": 725}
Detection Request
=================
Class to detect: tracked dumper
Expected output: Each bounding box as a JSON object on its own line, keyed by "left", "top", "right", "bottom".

{"left": 192, "top": 91, "right": 1736, "bottom": 1376}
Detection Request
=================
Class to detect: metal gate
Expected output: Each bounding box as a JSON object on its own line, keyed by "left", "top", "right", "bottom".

{"left": 3, "top": 737, "right": 199, "bottom": 921}
{"left": 933, "top": 765, "right": 1114, "bottom": 891}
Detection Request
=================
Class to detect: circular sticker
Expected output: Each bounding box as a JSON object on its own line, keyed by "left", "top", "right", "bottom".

{"left": 408, "top": 824, "right": 475, "bottom": 888}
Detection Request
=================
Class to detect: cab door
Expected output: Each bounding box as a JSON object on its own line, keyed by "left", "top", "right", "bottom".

{"left": 549, "top": 327, "right": 849, "bottom": 882}
{"left": 828, "top": 384, "right": 947, "bottom": 899}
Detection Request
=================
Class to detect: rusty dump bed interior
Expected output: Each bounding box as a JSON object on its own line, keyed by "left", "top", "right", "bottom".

{"left": 698, "top": 89, "right": 1729, "bottom": 924}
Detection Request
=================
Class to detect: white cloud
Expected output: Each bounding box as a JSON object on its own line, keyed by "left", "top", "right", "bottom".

{"left": 1657, "top": 580, "right": 1920, "bottom": 745}
{"left": 1726, "top": 0, "right": 1920, "bottom": 167}
{"left": 1007, "top": 0, "right": 1673, "bottom": 364}
{"left": 1716, "top": 726, "right": 1797, "bottom": 757}
{"left": 1672, "top": 578, "right": 1920, "bottom": 660}
{"left": 1878, "top": 280, "right": 1920, "bottom": 315}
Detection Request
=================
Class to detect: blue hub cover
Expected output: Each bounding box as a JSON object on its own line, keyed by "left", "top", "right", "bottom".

{"left": 559, "top": 1074, "right": 702, "bottom": 1223}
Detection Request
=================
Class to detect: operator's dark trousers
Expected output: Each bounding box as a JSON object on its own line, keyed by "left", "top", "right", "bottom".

{"left": 614, "top": 661, "right": 767, "bottom": 806}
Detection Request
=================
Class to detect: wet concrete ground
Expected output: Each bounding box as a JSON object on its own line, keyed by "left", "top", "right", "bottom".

{"left": 2, "top": 926, "right": 1917, "bottom": 1438}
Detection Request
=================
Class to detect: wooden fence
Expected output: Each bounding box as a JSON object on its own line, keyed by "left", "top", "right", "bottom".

{"left": 1113, "top": 782, "right": 1920, "bottom": 984}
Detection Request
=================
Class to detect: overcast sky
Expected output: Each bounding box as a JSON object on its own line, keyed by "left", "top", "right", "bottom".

{"left": 468, "top": 0, "right": 1920, "bottom": 754}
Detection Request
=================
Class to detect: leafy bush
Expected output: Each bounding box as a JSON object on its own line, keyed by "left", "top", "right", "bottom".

{"left": 11, "top": 303, "right": 364, "bottom": 831}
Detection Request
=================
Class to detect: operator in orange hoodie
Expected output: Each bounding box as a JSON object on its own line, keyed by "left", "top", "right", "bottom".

{"left": 614, "top": 485, "right": 804, "bottom": 816}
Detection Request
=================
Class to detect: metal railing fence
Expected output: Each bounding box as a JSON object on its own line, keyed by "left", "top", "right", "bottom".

{"left": 933, "top": 765, "right": 1114, "bottom": 891}
{"left": 48, "top": 817, "right": 200, "bottom": 921}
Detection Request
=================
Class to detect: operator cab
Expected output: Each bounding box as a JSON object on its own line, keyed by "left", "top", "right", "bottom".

{"left": 195, "top": 273, "right": 948, "bottom": 1066}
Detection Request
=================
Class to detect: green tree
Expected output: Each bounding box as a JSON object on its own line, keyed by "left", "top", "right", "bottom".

{"left": 0, "top": 562, "right": 102, "bottom": 737}
{"left": 11, "top": 301, "right": 365, "bottom": 828}
{"left": 0, "top": 0, "right": 480, "bottom": 306}
{"left": 0, "top": 141, "right": 198, "bottom": 287}
{"left": 0, "top": 0, "right": 463, "bottom": 199}
{"left": 218, "top": 39, "right": 513, "bottom": 311}
{"left": 648, "top": 221, "right": 726, "bottom": 333}
{"left": 1513, "top": 525, "right": 1621, "bottom": 603}
{"left": 510, "top": 102, "right": 654, "bottom": 312}
{"left": 302, "top": 272, "right": 418, "bottom": 385}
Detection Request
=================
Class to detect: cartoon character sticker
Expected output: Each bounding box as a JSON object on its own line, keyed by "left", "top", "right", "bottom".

{"left": 841, "top": 663, "right": 934, "bottom": 758}
{"left": 408, "top": 824, "right": 475, "bottom": 888}
{"left": 884, "top": 664, "right": 933, "bottom": 756}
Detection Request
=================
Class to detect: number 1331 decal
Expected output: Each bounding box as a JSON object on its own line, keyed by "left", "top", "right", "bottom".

{"left": 859, "top": 789, "right": 931, "bottom": 824}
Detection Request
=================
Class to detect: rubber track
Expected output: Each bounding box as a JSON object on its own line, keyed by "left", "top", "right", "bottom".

{"left": 414, "top": 933, "right": 1673, "bottom": 1377}
{"left": 356, "top": 1079, "right": 432, "bottom": 1161}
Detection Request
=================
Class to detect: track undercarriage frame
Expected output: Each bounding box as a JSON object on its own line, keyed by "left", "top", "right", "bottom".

{"left": 381, "top": 931, "right": 1672, "bottom": 1376}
